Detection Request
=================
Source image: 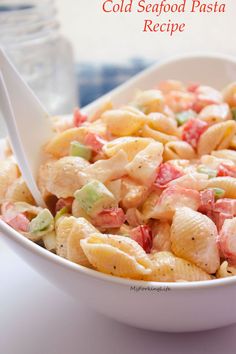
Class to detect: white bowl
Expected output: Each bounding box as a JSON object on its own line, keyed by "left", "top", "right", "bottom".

{"left": 1, "top": 53, "right": 236, "bottom": 333}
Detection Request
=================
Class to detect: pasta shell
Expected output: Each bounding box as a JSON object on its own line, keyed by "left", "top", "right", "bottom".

{"left": 195, "top": 85, "right": 223, "bottom": 110}
{"left": 146, "top": 112, "right": 178, "bottom": 135}
{"left": 121, "top": 105, "right": 146, "bottom": 115}
{"left": 200, "top": 154, "right": 234, "bottom": 169}
{"left": 80, "top": 150, "right": 128, "bottom": 184}
{"left": 125, "top": 208, "right": 145, "bottom": 227}
{"left": 197, "top": 121, "right": 236, "bottom": 156}
{"left": 120, "top": 177, "right": 150, "bottom": 209}
{"left": 103, "top": 137, "right": 154, "bottom": 161}
{"left": 45, "top": 127, "right": 89, "bottom": 158}
{"left": 164, "top": 141, "right": 196, "bottom": 161}
{"left": 102, "top": 108, "right": 146, "bottom": 136}
{"left": 105, "top": 224, "right": 132, "bottom": 237}
{"left": 198, "top": 103, "right": 231, "bottom": 125}
{"left": 51, "top": 115, "right": 74, "bottom": 133}
{"left": 43, "top": 231, "right": 57, "bottom": 251}
{"left": 132, "top": 89, "right": 165, "bottom": 114}
{"left": 167, "top": 159, "right": 190, "bottom": 172}
{"left": 222, "top": 82, "right": 236, "bottom": 108}
{"left": 216, "top": 261, "right": 236, "bottom": 278}
{"left": 168, "top": 173, "right": 209, "bottom": 191}
{"left": 171, "top": 207, "right": 220, "bottom": 274}
{"left": 67, "top": 218, "right": 99, "bottom": 267}
{"left": 229, "top": 135, "right": 236, "bottom": 150}
{"left": 164, "top": 91, "right": 195, "bottom": 113}
{"left": 56, "top": 216, "right": 76, "bottom": 258}
{"left": 0, "top": 159, "right": 19, "bottom": 203}
{"left": 151, "top": 221, "right": 171, "bottom": 252}
{"left": 80, "top": 233, "right": 152, "bottom": 279}
{"left": 125, "top": 142, "right": 163, "bottom": 185}
{"left": 38, "top": 157, "right": 90, "bottom": 198}
{"left": 88, "top": 100, "right": 113, "bottom": 122}
{"left": 141, "top": 191, "right": 161, "bottom": 220}
{"left": 5, "top": 177, "right": 35, "bottom": 204}
{"left": 207, "top": 177, "right": 236, "bottom": 198}
{"left": 105, "top": 179, "right": 122, "bottom": 202}
{"left": 141, "top": 124, "right": 179, "bottom": 145}
{"left": 146, "top": 252, "right": 211, "bottom": 282}
{"left": 211, "top": 149, "right": 236, "bottom": 163}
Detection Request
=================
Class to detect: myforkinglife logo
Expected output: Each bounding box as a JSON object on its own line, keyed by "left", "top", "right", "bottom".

{"left": 130, "top": 285, "right": 171, "bottom": 293}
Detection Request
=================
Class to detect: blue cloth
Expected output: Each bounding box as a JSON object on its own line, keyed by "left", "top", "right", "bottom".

{"left": 77, "top": 58, "right": 151, "bottom": 107}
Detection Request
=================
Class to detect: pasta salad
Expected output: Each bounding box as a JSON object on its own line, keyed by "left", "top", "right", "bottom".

{"left": 1, "top": 80, "right": 236, "bottom": 282}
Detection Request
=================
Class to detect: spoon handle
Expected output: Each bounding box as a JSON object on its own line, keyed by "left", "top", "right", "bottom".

{"left": 0, "top": 72, "right": 46, "bottom": 207}
{"left": 0, "top": 47, "right": 54, "bottom": 207}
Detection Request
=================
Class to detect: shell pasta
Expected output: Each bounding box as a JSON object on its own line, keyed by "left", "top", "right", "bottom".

{"left": 2, "top": 79, "right": 236, "bottom": 283}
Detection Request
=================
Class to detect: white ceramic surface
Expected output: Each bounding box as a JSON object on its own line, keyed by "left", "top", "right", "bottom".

{"left": 1, "top": 240, "right": 236, "bottom": 354}
{"left": 1, "top": 54, "right": 236, "bottom": 332}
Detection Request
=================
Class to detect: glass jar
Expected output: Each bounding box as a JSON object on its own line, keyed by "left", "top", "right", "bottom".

{"left": 0, "top": 0, "right": 76, "bottom": 115}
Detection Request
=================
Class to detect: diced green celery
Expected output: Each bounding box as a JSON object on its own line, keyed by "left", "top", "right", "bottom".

{"left": 70, "top": 141, "right": 92, "bottom": 161}
{"left": 176, "top": 110, "right": 196, "bottom": 126}
{"left": 231, "top": 108, "right": 236, "bottom": 121}
{"left": 55, "top": 207, "right": 69, "bottom": 223}
{"left": 74, "top": 180, "right": 117, "bottom": 217}
{"left": 30, "top": 209, "right": 54, "bottom": 236}
{"left": 208, "top": 187, "right": 225, "bottom": 199}
{"left": 197, "top": 166, "right": 217, "bottom": 178}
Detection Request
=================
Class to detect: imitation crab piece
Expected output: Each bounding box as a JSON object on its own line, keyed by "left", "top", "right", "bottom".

{"left": 154, "top": 162, "right": 183, "bottom": 189}
{"left": 93, "top": 208, "right": 126, "bottom": 229}
{"left": 1, "top": 202, "right": 30, "bottom": 232}
{"left": 130, "top": 225, "right": 153, "bottom": 253}
{"left": 217, "top": 163, "right": 236, "bottom": 178}
{"left": 198, "top": 189, "right": 215, "bottom": 213}
{"left": 164, "top": 90, "right": 195, "bottom": 113}
{"left": 84, "top": 132, "right": 106, "bottom": 153}
{"left": 182, "top": 118, "right": 208, "bottom": 149}
{"left": 151, "top": 221, "right": 171, "bottom": 252}
{"left": 73, "top": 108, "right": 87, "bottom": 127}
{"left": 150, "top": 185, "right": 201, "bottom": 220}
{"left": 192, "top": 85, "right": 223, "bottom": 113}
{"left": 214, "top": 198, "right": 236, "bottom": 215}
{"left": 218, "top": 218, "right": 236, "bottom": 265}
{"left": 206, "top": 198, "right": 236, "bottom": 231}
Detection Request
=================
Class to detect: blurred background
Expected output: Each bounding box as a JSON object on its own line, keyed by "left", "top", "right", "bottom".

{"left": 57, "top": 0, "right": 235, "bottom": 63}
{"left": 0, "top": 0, "right": 235, "bottom": 121}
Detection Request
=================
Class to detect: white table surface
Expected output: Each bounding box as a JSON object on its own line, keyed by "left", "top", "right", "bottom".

{"left": 0, "top": 240, "right": 236, "bottom": 354}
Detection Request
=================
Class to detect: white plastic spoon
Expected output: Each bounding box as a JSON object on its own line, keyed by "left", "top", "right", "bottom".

{"left": 0, "top": 48, "right": 54, "bottom": 207}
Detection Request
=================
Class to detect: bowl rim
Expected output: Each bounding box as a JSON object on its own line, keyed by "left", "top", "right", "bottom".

{"left": 2, "top": 52, "right": 236, "bottom": 291}
{"left": 82, "top": 51, "right": 236, "bottom": 114}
